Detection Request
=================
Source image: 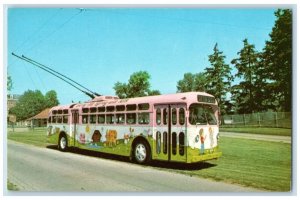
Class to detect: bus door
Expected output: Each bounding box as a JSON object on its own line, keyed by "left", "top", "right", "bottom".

{"left": 71, "top": 110, "right": 79, "bottom": 147}
{"left": 154, "top": 104, "right": 187, "bottom": 162}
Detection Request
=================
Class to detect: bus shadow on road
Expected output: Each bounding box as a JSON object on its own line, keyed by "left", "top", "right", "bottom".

{"left": 149, "top": 160, "right": 216, "bottom": 171}
{"left": 46, "top": 145, "right": 216, "bottom": 171}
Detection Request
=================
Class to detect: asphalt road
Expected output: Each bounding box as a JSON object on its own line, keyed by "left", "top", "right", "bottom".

{"left": 7, "top": 140, "right": 264, "bottom": 193}
{"left": 220, "top": 132, "right": 291, "bottom": 143}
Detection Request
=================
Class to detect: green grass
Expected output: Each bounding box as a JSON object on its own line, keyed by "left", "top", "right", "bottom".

{"left": 7, "top": 180, "right": 19, "bottom": 191}
{"left": 8, "top": 129, "right": 48, "bottom": 147}
{"left": 171, "top": 137, "right": 291, "bottom": 191}
{"left": 220, "top": 127, "right": 292, "bottom": 136}
{"left": 7, "top": 129, "right": 291, "bottom": 191}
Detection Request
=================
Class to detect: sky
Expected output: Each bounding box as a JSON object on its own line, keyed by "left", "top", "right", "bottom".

{"left": 7, "top": 7, "right": 278, "bottom": 105}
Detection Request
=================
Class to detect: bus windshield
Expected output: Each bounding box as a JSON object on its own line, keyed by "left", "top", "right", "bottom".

{"left": 189, "top": 103, "right": 217, "bottom": 125}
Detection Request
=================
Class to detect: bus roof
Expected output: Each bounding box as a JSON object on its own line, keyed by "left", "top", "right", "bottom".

{"left": 49, "top": 92, "right": 216, "bottom": 112}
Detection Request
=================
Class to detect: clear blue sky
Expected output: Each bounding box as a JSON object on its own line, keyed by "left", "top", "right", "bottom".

{"left": 7, "top": 7, "right": 277, "bottom": 105}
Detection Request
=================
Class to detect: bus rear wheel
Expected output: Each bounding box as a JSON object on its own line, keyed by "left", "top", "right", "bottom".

{"left": 58, "top": 134, "right": 68, "bottom": 152}
{"left": 134, "top": 140, "right": 150, "bottom": 164}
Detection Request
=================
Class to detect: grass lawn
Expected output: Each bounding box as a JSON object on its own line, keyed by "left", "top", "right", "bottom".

{"left": 7, "top": 129, "right": 291, "bottom": 191}
{"left": 172, "top": 137, "right": 291, "bottom": 191}
{"left": 220, "top": 127, "right": 292, "bottom": 136}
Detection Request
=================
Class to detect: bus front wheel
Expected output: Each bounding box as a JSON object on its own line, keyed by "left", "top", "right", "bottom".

{"left": 133, "top": 140, "right": 150, "bottom": 164}
{"left": 58, "top": 134, "right": 68, "bottom": 152}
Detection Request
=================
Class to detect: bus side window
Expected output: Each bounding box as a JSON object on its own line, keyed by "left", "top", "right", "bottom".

{"left": 90, "top": 115, "right": 96, "bottom": 124}
{"left": 138, "top": 113, "right": 149, "bottom": 124}
{"left": 163, "top": 108, "right": 168, "bottom": 125}
{"left": 179, "top": 108, "right": 185, "bottom": 125}
{"left": 106, "top": 114, "right": 115, "bottom": 124}
{"left": 82, "top": 115, "right": 88, "bottom": 124}
{"left": 126, "top": 113, "right": 136, "bottom": 124}
{"left": 156, "top": 108, "right": 161, "bottom": 125}
{"left": 63, "top": 115, "right": 68, "bottom": 123}
{"left": 172, "top": 108, "right": 177, "bottom": 125}
{"left": 98, "top": 114, "right": 105, "bottom": 124}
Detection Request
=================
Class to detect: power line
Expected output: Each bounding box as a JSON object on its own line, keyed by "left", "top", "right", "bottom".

{"left": 13, "top": 8, "right": 62, "bottom": 53}
{"left": 24, "top": 9, "right": 84, "bottom": 53}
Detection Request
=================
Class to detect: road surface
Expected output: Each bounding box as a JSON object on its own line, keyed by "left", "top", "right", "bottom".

{"left": 220, "top": 132, "right": 291, "bottom": 143}
{"left": 7, "top": 140, "right": 263, "bottom": 193}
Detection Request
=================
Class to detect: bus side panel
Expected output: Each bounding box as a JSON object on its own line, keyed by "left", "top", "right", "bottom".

{"left": 69, "top": 124, "right": 153, "bottom": 157}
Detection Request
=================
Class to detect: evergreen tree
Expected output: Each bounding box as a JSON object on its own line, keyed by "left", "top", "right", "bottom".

{"left": 231, "top": 39, "right": 261, "bottom": 113}
{"left": 205, "top": 43, "right": 233, "bottom": 115}
{"left": 262, "top": 9, "right": 292, "bottom": 111}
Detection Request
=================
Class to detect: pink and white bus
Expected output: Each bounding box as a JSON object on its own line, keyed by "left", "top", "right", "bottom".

{"left": 47, "top": 92, "right": 222, "bottom": 164}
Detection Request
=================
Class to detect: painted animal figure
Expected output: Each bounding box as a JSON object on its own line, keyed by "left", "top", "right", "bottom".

{"left": 106, "top": 130, "right": 117, "bottom": 147}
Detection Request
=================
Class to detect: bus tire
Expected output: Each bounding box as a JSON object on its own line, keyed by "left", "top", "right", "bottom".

{"left": 133, "top": 140, "right": 151, "bottom": 164}
{"left": 58, "top": 133, "right": 68, "bottom": 152}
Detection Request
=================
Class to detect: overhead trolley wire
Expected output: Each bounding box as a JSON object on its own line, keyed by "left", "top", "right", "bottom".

{"left": 11, "top": 53, "right": 100, "bottom": 99}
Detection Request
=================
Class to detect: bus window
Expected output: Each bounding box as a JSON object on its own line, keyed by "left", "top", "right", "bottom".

{"left": 179, "top": 132, "right": 185, "bottom": 156}
{"left": 52, "top": 116, "right": 57, "bottom": 123}
{"left": 138, "top": 103, "right": 149, "bottom": 110}
{"left": 163, "top": 132, "right": 167, "bottom": 154}
{"left": 48, "top": 117, "right": 51, "bottom": 123}
{"left": 126, "top": 104, "right": 136, "bottom": 111}
{"left": 179, "top": 108, "right": 185, "bottom": 125}
{"left": 90, "top": 107, "right": 97, "bottom": 113}
{"left": 172, "top": 108, "right": 177, "bottom": 125}
{"left": 106, "top": 114, "right": 115, "bottom": 124}
{"left": 126, "top": 113, "right": 136, "bottom": 124}
{"left": 90, "top": 115, "right": 96, "bottom": 124}
{"left": 156, "top": 131, "right": 161, "bottom": 154}
{"left": 52, "top": 110, "right": 57, "bottom": 115}
{"left": 82, "top": 108, "right": 89, "bottom": 113}
{"left": 138, "top": 113, "right": 149, "bottom": 124}
{"left": 98, "top": 107, "right": 105, "bottom": 112}
{"left": 156, "top": 108, "right": 161, "bottom": 125}
{"left": 106, "top": 106, "right": 115, "bottom": 112}
{"left": 57, "top": 116, "right": 62, "bottom": 123}
{"left": 63, "top": 115, "right": 68, "bottom": 123}
{"left": 172, "top": 132, "right": 177, "bottom": 155}
{"left": 63, "top": 109, "right": 68, "bottom": 114}
{"left": 116, "top": 114, "right": 125, "bottom": 124}
{"left": 82, "top": 115, "right": 88, "bottom": 124}
{"left": 58, "top": 110, "right": 62, "bottom": 114}
{"left": 98, "top": 114, "right": 105, "bottom": 124}
{"left": 116, "top": 105, "right": 125, "bottom": 111}
{"left": 163, "top": 108, "right": 168, "bottom": 125}
{"left": 189, "top": 104, "right": 217, "bottom": 125}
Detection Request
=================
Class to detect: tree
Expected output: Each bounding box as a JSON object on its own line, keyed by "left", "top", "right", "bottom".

{"left": 10, "top": 89, "right": 59, "bottom": 121}
{"left": 262, "top": 9, "right": 292, "bottom": 111}
{"left": 7, "top": 75, "right": 13, "bottom": 92}
{"left": 231, "top": 39, "right": 261, "bottom": 113}
{"left": 176, "top": 72, "right": 206, "bottom": 92}
{"left": 205, "top": 43, "right": 233, "bottom": 115}
{"left": 113, "top": 71, "right": 160, "bottom": 98}
{"left": 45, "top": 90, "right": 59, "bottom": 108}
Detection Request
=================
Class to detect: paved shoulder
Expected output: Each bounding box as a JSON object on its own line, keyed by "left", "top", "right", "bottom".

{"left": 220, "top": 132, "right": 291, "bottom": 143}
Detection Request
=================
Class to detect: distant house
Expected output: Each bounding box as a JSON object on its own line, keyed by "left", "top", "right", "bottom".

{"left": 27, "top": 108, "right": 50, "bottom": 127}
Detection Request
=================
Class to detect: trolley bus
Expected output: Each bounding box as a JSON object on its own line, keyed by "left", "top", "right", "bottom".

{"left": 47, "top": 92, "right": 222, "bottom": 164}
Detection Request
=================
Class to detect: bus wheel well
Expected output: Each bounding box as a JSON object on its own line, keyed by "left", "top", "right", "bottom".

{"left": 131, "top": 136, "right": 152, "bottom": 164}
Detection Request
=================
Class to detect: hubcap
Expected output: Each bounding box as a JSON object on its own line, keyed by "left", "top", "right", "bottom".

{"left": 60, "top": 137, "right": 67, "bottom": 149}
{"left": 135, "top": 143, "right": 146, "bottom": 162}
